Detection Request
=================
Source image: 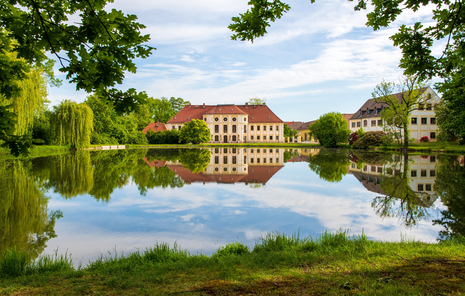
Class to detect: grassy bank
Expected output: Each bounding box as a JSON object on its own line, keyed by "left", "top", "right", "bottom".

{"left": 1, "top": 231, "right": 464, "bottom": 295}
{"left": 377, "top": 142, "right": 465, "bottom": 154}
{"left": 0, "top": 145, "right": 72, "bottom": 159}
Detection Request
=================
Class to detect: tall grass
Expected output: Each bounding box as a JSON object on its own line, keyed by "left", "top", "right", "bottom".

{"left": 0, "top": 248, "right": 73, "bottom": 278}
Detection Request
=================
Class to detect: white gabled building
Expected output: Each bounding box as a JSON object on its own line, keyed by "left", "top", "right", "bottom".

{"left": 348, "top": 87, "right": 441, "bottom": 141}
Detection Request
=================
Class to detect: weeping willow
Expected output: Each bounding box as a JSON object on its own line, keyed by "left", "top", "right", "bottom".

{"left": 0, "top": 51, "right": 49, "bottom": 136}
{"left": 50, "top": 100, "right": 93, "bottom": 148}
{"left": 0, "top": 160, "right": 59, "bottom": 260}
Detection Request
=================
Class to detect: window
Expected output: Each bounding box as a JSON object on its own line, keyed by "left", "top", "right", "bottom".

{"left": 232, "top": 125, "right": 237, "bottom": 133}
{"left": 430, "top": 170, "right": 436, "bottom": 177}
{"left": 215, "top": 156, "right": 219, "bottom": 164}
{"left": 270, "top": 136, "right": 273, "bottom": 140}
{"left": 371, "top": 165, "right": 376, "bottom": 171}
{"left": 257, "top": 158, "right": 260, "bottom": 164}
{"left": 251, "top": 125, "right": 254, "bottom": 131}
{"left": 270, "top": 126, "right": 273, "bottom": 131}
{"left": 224, "top": 148, "right": 228, "bottom": 153}
{"left": 257, "top": 136, "right": 260, "bottom": 140}
{"left": 251, "top": 136, "right": 254, "bottom": 140}
{"left": 421, "top": 170, "right": 427, "bottom": 177}
{"left": 232, "top": 156, "right": 237, "bottom": 164}
{"left": 263, "top": 158, "right": 266, "bottom": 163}
{"left": 243, "top": 136, "right": 246, "bottom": 141}
{"left": 430, "top": 132, "right": 436, "bottom": 139}
{"left": 251, "top": 158, "right": 254, "bottom": 164}
{"left": 411, "top": 170, "right": 417, "bottom": 177}
{"left": 371, "top": 120, "right": 376, "bottom": 126}
{"left": 232, "top": 135, "right": 237, "bottom": 142}
{"left": 377, "top": 167, "right": 382, "bottom": 173}
{"left": 223, "top": 117, "right": 228, "bottom": 122}
{"left": 418, "top": 184, "right": 424, "bottom": 191}
{"left": 276, "top": 125, "right": 279, "bottom": 131}
{"left": 244, "top": 117, "right": 247, "bottom": 121}
{"left": 204, "top": 117, "right": 207, "bottom": 121}
{"left": 269, "top": 149, "right": 273, "bottom": 153}
{"left": 223, "top": 167, "right": 228, "bottom": 172}
{"left": 223, "top": 156, "right": 228, "bottom": 164}
{"left": 378, "top": 119, "right": 382, "bottom": 126}
{"left": 276, "top": 158, "right": 279, "bottom": 163}
{"left": 425, "top": 184, "right": 432, "bottom": 191}
{"left": 276, "top": 136, "right": 279, "bottom": 141}
{"left": 232, "top": 117, "right": 237, "bottom": 122}
{"left": 223, "top": 125, "right": 228, "bottom": 133}
{"left": 214, "top": 167, "right": 219, "bottom": 172}
{"left": 244, "top": 156, "right": 247, "bottom": 163}
{"left": 215, "top": 117, "right": 219, "bottom": 122}
{"left": 172, "top": 127, "right": 176, "bottom": 130}
{"left": 178, "top": 126, "right": 181, "bottom": 130}
{"left": 232, "top": 148, "right": 237, "bottom": 153}
{"left": 430, "top": 117, "right": 436, "bottom": 124}
{"left": 263, "top": 126, "right": 266, "bottom": 131}
{"left": 363, "top": 120, "right": 367, "bottom": 127}
{"left": 270, "top": 158, "right": 273, "bottom": 163}
{"left": 244, "top": 125, "right": 247, "bottom": 133}
{"left": 411, "top": 117, "right": 417, "bottom": 124}
{"left": 215, "top": 125, "right": 219, "bottom": 133}
{"left": 363, "top": 165, "right": 367, "bottom": 172}
{"left": 421, "top": 117, "right": 427, "bottom": 124}
{"left": 352, "top": 122, "right": 356, "bottom": 128}
{"left": 430, "top": 156, "right": 436, "bottom": 162}
{"left": 215, "top": 148, "right": 219, "bottom": 154}
{"left": 257, "top": 149, "right": 260, "bottom": 153}
{"left": 257, "top": 125, "right": 260, "bottom": 131}
{"left": 357, "top": 122, "right": 361, "bottom": 127}
{"left": 251, "top": 149, "right": 254, "bottom": 153}
{"left": 215, "top": 135, "right": 219, "bottom": 141}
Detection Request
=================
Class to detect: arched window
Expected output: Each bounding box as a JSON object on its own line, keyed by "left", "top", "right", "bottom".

{"left": 363, "top": 120, "right": 367, "bottom": 127}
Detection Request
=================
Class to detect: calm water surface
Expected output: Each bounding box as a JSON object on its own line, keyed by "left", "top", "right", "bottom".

{"left": 1, "top": 148, "right": 463, "bottom": 265}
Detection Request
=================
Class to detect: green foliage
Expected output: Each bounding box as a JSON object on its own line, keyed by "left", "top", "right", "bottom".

{"left": 179, "top": 119, "right": 211, "bottom": 144}
{"left": 433, "top": 155, "right": 465, "bottom": 240}
{"left": 247, "top": 97, "right": 266, "bottom": 105}
{"left": 308, "top": 112, "right": 350, "bottom": 147}
{"left": 178, "top": 149, "right": 211, "bottom": 173}
{"left": 50, "top": 100, "right": 93, "bottom": 149}
{"left": 0, "top": 1, "right": 155, "bottom": 114}
{"left": 353, "top": 131, "right": 386, "bottom": 149}
{"left": 213, "top": 242, "right": 250, "bottom": 257}
{"left": 146, "top": 130, "right": 180, "bottom": 144}
{"left": 32, "top": 112, "right": 51, "bottom": 145}
{"left": 229, "top": 0, "right": 291, "bottom": 42}
{"left": 283, "top": 124, "right": 298, "bottom": 141}
{"left": 308, "top": 149, "right": 350, "bottom": 182}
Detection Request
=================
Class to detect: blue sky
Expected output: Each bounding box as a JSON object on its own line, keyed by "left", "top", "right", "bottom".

{"left": 48, "top": 0, "right": 442, "bottom": 122}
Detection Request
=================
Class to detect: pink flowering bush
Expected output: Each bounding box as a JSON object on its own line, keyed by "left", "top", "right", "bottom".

{"left": 348, "top": 132, "right": 358, "bottom": 145}
{"left": 420, "top": 136, "right": 430, "bottom": 142}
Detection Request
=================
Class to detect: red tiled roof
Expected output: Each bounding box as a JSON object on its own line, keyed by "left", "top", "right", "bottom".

{"left": 167, "top": 104, "right": 284, "bottom": 124}
{"left": 142, "top": 122, "right": 167, "bottom": 134}
{"left": 204, "top": 105, "right": 247, "bottom": 115}
{"left": 285, "top": 121, "right": 315, "bottom": 130}
{"left": 236, "top": 104, "right": 283, "bottom": 123}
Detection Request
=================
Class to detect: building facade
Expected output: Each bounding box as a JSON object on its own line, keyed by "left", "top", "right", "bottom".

{"left": 166, "top": 103, "right": 284, "bottom": 143}
{"left": 348, "top": 87, "right": 441, "bottom": 141}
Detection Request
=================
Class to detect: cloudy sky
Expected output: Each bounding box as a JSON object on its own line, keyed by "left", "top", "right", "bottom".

{"left": 48, "top": 0, "right": 442, "bottom": 122}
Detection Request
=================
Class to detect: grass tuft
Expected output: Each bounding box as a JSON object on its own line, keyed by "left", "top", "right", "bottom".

{"left": 213, "top": 241, "right": 250, "bottom": 257}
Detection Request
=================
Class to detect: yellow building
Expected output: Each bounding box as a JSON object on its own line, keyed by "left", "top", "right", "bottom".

{"left": 166, "top": 103, "right": 284, "bottom": 143}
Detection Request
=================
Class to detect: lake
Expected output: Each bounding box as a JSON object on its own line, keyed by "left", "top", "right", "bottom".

{"left": 1, "top": 148, "right": 463, "bottom": 266}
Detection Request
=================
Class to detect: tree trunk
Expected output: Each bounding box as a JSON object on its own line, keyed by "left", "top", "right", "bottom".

{"left": 403, "top": 126, "right": 409, "bottom": 152}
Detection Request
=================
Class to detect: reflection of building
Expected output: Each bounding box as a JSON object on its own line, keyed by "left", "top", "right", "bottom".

{"left": 349, "top": 87, "right": 441, "bottom": 141}
{"left": 165, "top": 103, "right": 284, "bottom": 143}
{"left": 151, "top": 148, "right": 285, "bottom": 185}
{"left": 285, "top": 148, "right": 320, "bottom": 163}
{"left": 348, "top": 155, "right": 438, "bottom": 206}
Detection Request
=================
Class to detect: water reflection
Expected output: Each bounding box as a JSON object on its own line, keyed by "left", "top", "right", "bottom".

{"left": 1, "top": 147, "right": 464, "bottom": 264}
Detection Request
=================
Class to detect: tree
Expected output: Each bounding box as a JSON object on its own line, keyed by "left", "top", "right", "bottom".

{"left": 283, "top": 123, "right": 298, "bottom": 142}
{"left": 308, "top": 149, "right": 350, "bottom": 183}
{"left": 308, "top": 112, "right": 350, "bottom": 147}
{"left": 179, "top": 119, "right": 211, "bottom": 144}
{"left": 0, "top": 1, "right": 154, "bottom": 155}
{"left": 169, "top": 97, "right": 190, "bottom": 113}
{"left": 372, "top": 76, "right": 430, "bottom": 151}
{"left": 247, "top": 97, "right": 266, "bottom": 105}
{"left": 50, "top": 100, "right": 93, "bottom": 149}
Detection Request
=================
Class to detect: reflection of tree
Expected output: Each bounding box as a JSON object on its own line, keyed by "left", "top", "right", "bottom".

{"left": 132, "top": 162, "right": 184, "bottom": 195}
{"left": 0, "top": 160, "right": 61, "bottom": 260}
{"left": 373, "top": 153, "right": 429, "bottom": 227}
{"left": 308, "top": 149, "right": 350, "bottom": 183}
{"left": 283, "top": 149, "right": 299, "bottom": 163}
{"left": 178, "top": 149, "right": 211, "bottom": 173}
{"left": 433, "top": 155, "right": 465, "bottom": 240}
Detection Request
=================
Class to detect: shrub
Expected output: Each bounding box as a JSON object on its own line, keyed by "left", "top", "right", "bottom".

{"left": 213, "top": 241, "right": 250, "bottom": 257}
{"left": 353, "top": 131, "right": 385, "bottom": 149}
{"left": 348, "top": 132, "right": 358, "bottom": 145}
{"left": 420, "top": 136, "right": 430, "bottom": 142}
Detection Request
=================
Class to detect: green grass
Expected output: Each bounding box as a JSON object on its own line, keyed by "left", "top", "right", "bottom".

{"left": 0, "top": 145, "right": 72, "bottom": 159}
{"left": 0, "top": 230, "right": 464, "bottom": 295}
